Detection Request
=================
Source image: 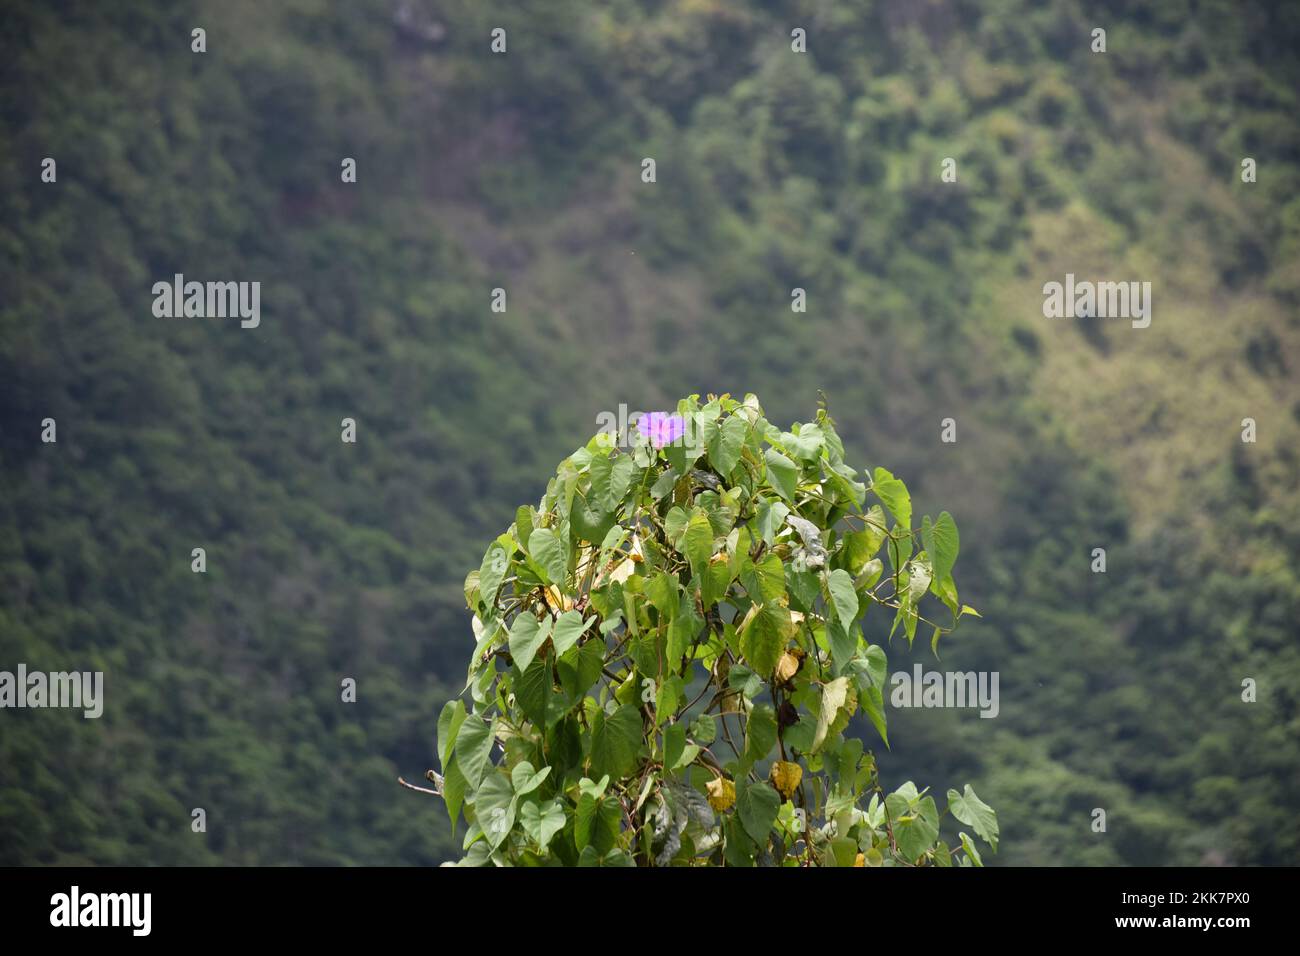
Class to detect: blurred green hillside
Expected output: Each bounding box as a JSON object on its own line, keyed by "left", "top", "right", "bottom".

{"left": 1, "top": 0, "right": 1297, "bottom": 864}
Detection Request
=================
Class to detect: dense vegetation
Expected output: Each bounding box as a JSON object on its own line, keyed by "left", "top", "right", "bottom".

{"left": 1, "top": 0, "right": 1296, "bottom": 865}
{"left": 439, "top": 396, "right": 996, "bottom": 865}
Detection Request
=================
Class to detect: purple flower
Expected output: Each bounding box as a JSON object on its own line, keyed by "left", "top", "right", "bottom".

{"left": 638, "top": 411, "right": 686, "bottom": 449}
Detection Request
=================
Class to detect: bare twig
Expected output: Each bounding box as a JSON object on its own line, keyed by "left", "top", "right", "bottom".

{"left": 398, "top": 776, "right": 442, "bottom": 797}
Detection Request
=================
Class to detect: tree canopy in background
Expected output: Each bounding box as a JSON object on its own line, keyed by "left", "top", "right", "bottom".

{"left": 1, "top": 0, "right": 1297, "bottom": 865}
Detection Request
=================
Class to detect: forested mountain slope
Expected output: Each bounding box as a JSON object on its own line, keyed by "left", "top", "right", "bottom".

{"left": 1, "top": 0, "right": 1296, "bottom": 864}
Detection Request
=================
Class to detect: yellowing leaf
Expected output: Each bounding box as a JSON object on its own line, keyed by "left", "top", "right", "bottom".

{"left": 706, "top": 776, "right": 736, "bottom": 812}
{"left": 769, "top": 761, "right": 803, "bottom": 800}
{"left": 813, "top": 676, "right": 851, "bottom": 753}
{"left": 607, "top": 558, "right": 636, "bottom": 584}
{"left": 775, "top": 650, "right": 802, "bottom": 683}
{"left": 544, "top": 586, "right": 574, "bottom": 612}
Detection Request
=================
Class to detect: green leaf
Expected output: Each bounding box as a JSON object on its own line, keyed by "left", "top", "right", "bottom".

{"left": 859, "top": 642, "right": 889, "bottom": 692}
{"left": 860, "top": 687, "right": 889, "bottom": 748}
{"left": 871, "top": 467, "right": 912, "bottom": 530}
{"left": 827, "top": 619, "right": 858, "bottom": 676}
{"left": 477, "top": 537, "right": 511, "bottom": 608}
{"left": 743, "top": 703, "right": 778, "bottom": 768}
{"left": 906, "top": 558, "right": 932, "bottom": 602}
{"left": 628, "top": 632, "right": 659, "bottom": 676}
{"left": 646, "top": 571, "right": 679, "bottom": 620}
{"left": 783, "top": 717, "right": 815, "bottom": 752}
{"left": 589, "top": 704, "right": 643, "bottom": 781}
{"left": 828, "top": 837, "right": 859, "bottom": 868}
{"left": 683, "top": 510, "right": 714, "bottom": 580}
{"left": 588, "top": 451, "right": 614, "bottom": 509}
{"left": 476, "top": 770, "right": 517, "bottom": 849}
{"left": 599, "top": 523, "right": 628, "bottom": 554}
{"left": 442, "top": 753, "right": 467, "bottom": 826}
{"left": 735, "top": 781, "right": 781, "bottom": 845}
{"left": 664, "top": 419, "right": 704, "bottom": 474}
{"left": 959, "top": 831, "right": 984, "bottom": 866}
{"left": 527, "top": 527, "right": 567, "bottom": 585}
{"left": 557, "top": 639, "right": 605, "bottom": 702}
{"left": 786, "top": 565, "right": 820, "bottom": 614}
{"left": 827, "top": 568, "right": 859, "bottom": 626}
{"left": 933, "top": 839, "right": 953, "bottom": 867}
{"left": 436, "top": 699, "right": 468, "bottom": 771}
{"left": 741, "top": 552, "right": 786, "bottom": 604}
{"left": 894, "top": 795, "right": 939, "bottom": 862}
{"left": 885, "top": 781, "right": 920, "bottom": 819}
{"left": 570, "top": 495, "right": 615, "bottom": 546}
{"left": 739, "top": 605, "right": 787, "bottom": 677}
{"left": 590, "top": 452, "right": 635, "bottom": 512}
{"left": 764, "top": 449, "right": 800, "bottom": 502}
{"left": 783, "top": 423, "right": 824, "bottom": 462}
{"left": 655, "top": 674, "right": 683, "bottom": 724}
{"left": 843, "top": 525, "right": 885, "bottom": 574}
{"left": 675, "top": 744, "right": 701, "bottom": 771}
{"left": 663, "top": 506, "right": 690, "bottom": 545}
{"left": 650, "top": 468, "right": 679, "bottom": 500}
{"left": 453, "top": 715, "right": 495, "bottom": 790}
{"left": 926, "top": 511, "right": 959, "bottom": 584}
{"left": 858, "top": 558, "right": 884, "bottom": 590}
{"left": 702, "top": 557, "right": 732, "bottom": 611}
{"left": 709, "top": 414, "right": 748, "bottom": 476}
{"left": 666, "top": 591, "right": 703, "bottom": 668}
{"left": 515, "top": 506, "right": 534, "bottom": 550}
{"left": 465, "top": 617, "right": 503, "bottom": 694}
{"left": 575, "top": 794, "right": 621, "bottom": 855}
{"left": 756, "top": 497, "right": 790, "bottom": 546}
{"left": 550, "top": 609, "right": 589, "bottom": 658}
{"left": 579, "top": 775, "right": 610, "bottom": 800}
{"left": 663, "top": 722, "right": 686, "bottom": 771}
{"left": 510, "top": 761, "right": 551, "bottom": 796}
{"left": 850, "top": 644, "right": 890, "bottom": 747}
{"left": 947, "top": 784, "right": 999, "bottom": 851}
{"left": 724, "top": 815, "right": 757, "bottom": 866}
{"left": 515, "top": 654, "right": 567, "bottom": 729}
{"left": 508, "top": 613, "right": 554, "bottom": 675}
{"left": 690, "top": 712, "right": 717, "bottom": 745}
{"left": 519, "top": 798, "right": 567, "bottom": 851}
{"left": 891, "top": 593, "right": 919, "bottom": 646}
{"left": 577, "top": 843, "right": 632, "bottom": 866}
{"left": 457, "top": 840, "right": 492, "bottom": 867}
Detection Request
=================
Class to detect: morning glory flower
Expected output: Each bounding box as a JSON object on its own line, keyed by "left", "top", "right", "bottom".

{"left": 638, "top": 411, "right": 685, "bottom": 449}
